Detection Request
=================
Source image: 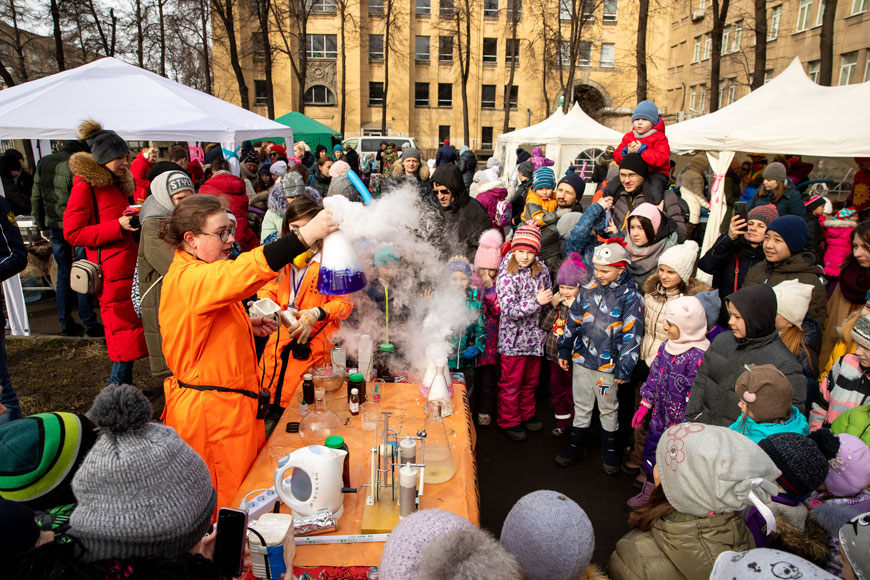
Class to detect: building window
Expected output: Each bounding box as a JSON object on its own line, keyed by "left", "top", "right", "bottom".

{"left": 698, "top": 0, "right": 705, "bottom": 8}
{"left": 768, "top": 5, "right": 782, "bottom": 39}
{"left": 603, "top": 0, "right": 617, "bottom": 22}
{"left": 369, "top": 34, "right": 384, "bottom": 60}
{"left": 483, "top": 37, "right": 498, "bottom": 64}
{"left": 764, "top": 68, "right": 774, "bottom": 83}
{"left": 864, "top": 54, "right": 870, "bottom": 82}
{"left": 310, "top": 0, "right": 336, "bottom": 13}
{"left": 438, "top": 83, "right": 452, "bottom": 106}
{"left": 689, "top": 86, "right": 697, "bottom": 110}
{"left": 506, "top": 39, "right": 520, "bottom": 66}
{"left": 416, "top": 0, "right": 430, "bottom": 15}
{"left": 721, "top": 25, "right": 730, "bottom": 55}
{"left": 727, "top": 81, "right": 736, "bottom": 104}
{"left": 852, "top": 0, "right": 869, "bottom": 15}
{"left": 505, "top": 0, "right": 521, "bottom": 19}
{"left": 815, "top": 0, "right": 825, "bottom": 25}
{"left": 732, "top": 21, "right": 742, "bottom": 53}
{"left": 484, "top": 0, "right": 498, "bottom": 17}
{"left": 839, "top": 52, "right": 859, "bottom": 85}
{"left": 252, "top": 34, "right": 266, "bottom": 62}
{"left": 600, "top": 42, "right": 615, "bottom": 67}
{"left": 439, "top": 125, "right": 451, "bottom": 142}
{"left": 415, "top": 36, "right": 430, "bottom": 61}
{"left": 703, "top": 34, "right": 711, "bottom": 60}
{"left": 717, "top": 79, "right": 725, "bottom": 108}
{"left": 440, "top": 0, "right": 454, "bottom": 18}
{"left": 559, "top": 0, "right": 572, "bottom": 20}
{"left": 508, "top": 85, "right": 518, "bottom": 109}
{"left": 807, "top": 60, "right": 820, "bottom": 82}
{"left": 254, "top": 79, "right": 267, "bottom": 106}
{"left": 369, "top": 0, "right": 384, "bottom": 15}
{"left": 439, "top": 36, "right": 453, "bottom": 62}
{"left": 306, "top": 34, "right": 337, "bottom": 59}
{"left": 692, "top": 36, "right": 701, "bottom": 62}
{"left": 581, "top": 0, "right": 595, "bottom": 20}
{"left": 481, "top": 84, "right": 496, "bottom": 108}
{"left": 304, "top": 84, "right": 336, "bottom": 105}
{"left": 481, "top": 126, "right": 494, "bottom": 149}
{"left": 698, "top": 85, "right": 707, "bottom": 111}
{"left": 369, "top": 81, "right": 385, "bottom": 106}
{"left": 578, "top": 41, "right": 592, "bottom": 65}
{"left": 795, "top": 0, "right": 811, "bottom": 32}
{"left": 415, "top": 82, "right": 429, "bottom": 106}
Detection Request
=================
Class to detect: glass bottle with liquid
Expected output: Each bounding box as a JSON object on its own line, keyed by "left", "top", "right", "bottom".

{"left": 422, "top": 401, "right": 456, "bottom": 484}
{"left": 299, "top": 386, "right": 341, "bottom": 439}
{"left": 300, "top": 373, "right": 315, "bottom": 416}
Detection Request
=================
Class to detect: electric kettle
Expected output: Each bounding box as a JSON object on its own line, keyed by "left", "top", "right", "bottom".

{"left": 274, "top": 445, "right": 348, "bottom": 519}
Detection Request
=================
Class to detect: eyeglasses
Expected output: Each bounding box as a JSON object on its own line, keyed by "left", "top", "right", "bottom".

{"left": 270, "top": 152, "right": 279, "bottom": 157}
{"left": 433, "top": 187, "right": 450, "bottom": 195}
{"left": 196, "top": 228, "right": 236, "bottom": 242}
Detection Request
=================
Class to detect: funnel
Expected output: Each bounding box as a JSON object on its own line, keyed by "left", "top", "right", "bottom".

{"left": 317, "top": 230, "right": 368, "bottom": 295}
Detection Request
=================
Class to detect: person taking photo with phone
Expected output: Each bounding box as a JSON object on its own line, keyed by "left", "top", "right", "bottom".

{"left": 157, "top": 194, "right": 337, "bottom": 511}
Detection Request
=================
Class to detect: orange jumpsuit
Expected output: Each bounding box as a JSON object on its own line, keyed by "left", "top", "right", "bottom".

{"left": 258, "top": 259, "right": 353, "bottom": 407}
{"left": 160, "top": 247, "right": 279, "bottom": 510}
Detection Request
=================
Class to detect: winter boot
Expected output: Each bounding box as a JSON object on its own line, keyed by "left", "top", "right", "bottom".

{"left": 554, "top": 427, "right": 588, "bottom": 467}
{"left": 601, "top": 429, "right": 620, "bottom": 476}
{"left": 626, "top": 480, "right": 656, "bottom": 509}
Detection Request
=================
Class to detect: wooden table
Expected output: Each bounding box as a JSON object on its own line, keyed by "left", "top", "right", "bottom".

{"left": 231, "top": 381, "right": 479, "bottom": 568}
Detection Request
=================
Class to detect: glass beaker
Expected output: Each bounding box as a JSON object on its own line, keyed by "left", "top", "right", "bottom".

{"left": 422, "top": 401, "right": 456, "bottom": 484}
{"left": 299, "top": 387, "right": 342, "bottom": 439}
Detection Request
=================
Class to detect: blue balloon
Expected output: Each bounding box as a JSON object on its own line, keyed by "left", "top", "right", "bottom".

{"left": 345, "top": 169, "right": 374, "bottom": 206}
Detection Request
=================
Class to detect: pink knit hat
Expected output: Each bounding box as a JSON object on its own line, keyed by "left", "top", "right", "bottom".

{"left": 663, "top": 296, "right": 710, "bottom": 356}
{"left": 474, "top": 229, "right": 504, "bottom": 269}
{"left": 511, "top": 223, "right": 542, "bottom": 255}
{"left": 328, "top": 160, "right": 351, "bottom": 178}
{"left": 629, "top": 203, "right": 662, "bottom": 234}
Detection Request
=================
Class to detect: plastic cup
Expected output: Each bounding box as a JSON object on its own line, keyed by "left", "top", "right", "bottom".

{"left": 361, "top": 402, "right": 379, "bottom": 431}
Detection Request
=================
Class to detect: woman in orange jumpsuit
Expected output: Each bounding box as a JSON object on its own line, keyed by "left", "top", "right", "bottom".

{"left": 158, "top": 194, "right": 337, "bottom": 510}
{"left": 259, "top": 196, "right": 354, "bottom": 407}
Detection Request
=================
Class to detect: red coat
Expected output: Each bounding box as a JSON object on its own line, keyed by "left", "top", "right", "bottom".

{"left": 199, "top": 172, "right": 259, "bottom": 252}
{"left": 129, "top": 151, "right": 153, "bottom": 204}
{"left": 64, "top": 153, "right": 147, "bottom": 363}
{"left": 614, "top": 118, "right": 671, "bottom": 177}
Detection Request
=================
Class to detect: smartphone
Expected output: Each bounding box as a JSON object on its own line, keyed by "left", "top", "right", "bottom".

{"left": 734, "top": 201, "right": 749, "bottom": 226}
{"left": 214, "top": 507, "right": 248, "bottom": 578}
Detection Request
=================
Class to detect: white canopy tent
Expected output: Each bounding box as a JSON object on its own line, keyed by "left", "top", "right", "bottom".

{"left": 498, "top": 103, "right": 622, "bottom": 179}
{"left": 667, "top": 57, "right": 870, "bottom": 276}
{"left": 0, "top": 57, "right": 294, "bottom": 335}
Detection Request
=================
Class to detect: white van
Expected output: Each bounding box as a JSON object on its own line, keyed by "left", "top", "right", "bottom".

{"left": 342, "top": 136, "right": 417, "bottom": 156}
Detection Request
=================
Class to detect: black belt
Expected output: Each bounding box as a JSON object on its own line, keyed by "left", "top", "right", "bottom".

{"left": 176, "top": 379, "right": 258, "bottom": 400}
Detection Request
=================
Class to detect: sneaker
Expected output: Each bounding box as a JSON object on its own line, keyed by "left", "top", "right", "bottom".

{"left": 504, "top": 425, "right": 527, "bottom": 442}
{"left": 550, "top": 426, "right": 567, "bottom": 438}
{"left": 523, "top": 416, "right": 543, "bottom": 432}
{"left": 84, "top": 323, "right": 105, "bottom": 338}
{"left": 477, "top": 413, "right": 492, "bottom": 426}
{"left": 61, "top": 321, "right": 83, "bottom": 337}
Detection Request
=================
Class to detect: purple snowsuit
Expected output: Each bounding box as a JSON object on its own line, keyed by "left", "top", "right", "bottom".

{"left": 639, "top": 341, "right": 706, "bottom": 478}
{"left": 530, "top": 146, "right": 555, "bottom": 172}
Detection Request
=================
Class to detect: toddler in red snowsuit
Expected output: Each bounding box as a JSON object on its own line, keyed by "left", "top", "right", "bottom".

{"left": 614, "top": 100, "right": 671, "bottom": 199}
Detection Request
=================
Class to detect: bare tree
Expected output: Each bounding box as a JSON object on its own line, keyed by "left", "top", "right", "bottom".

{"left": 502, "top": 0, "right": 520, "bottom": 133}
{"left": 49, "top": 0, "right": 65, "bottom": 71}
{"left": 156, "top": 0, "right": 169, "bottom": 75}
{"left": 212, "top": 0, "right": 249, "bottom": 108}
{"left": 380, "top": 0, "right": 402, "bottom": 134}
{"left": 335, "top": 0, "right": 358, "bottom": 134}
{"left": 131, "top": 0, "right": 146, "bottom": 68}
{"left": 557, "top": 0, "right": 600, "bottom": 113}
{"left": 0, "top": 0, "right": 35, "bottom": 83}
{"left": 439, "top": 0, "right": 473, "bottom": 143}
{"left": 530, "top": 0, "right": 560, "bottom": 113}
{"left": 750, "top": 0, "right": 766, "bottom": 89}
{"left": 818, "top": 0, "right": 838, "bottom": 85}
{"left": 82, "top": 0, "right": 117, "bottom": 56}
{"left": 253, "top": 0, "right": 275, "bottom": 117}
{"left": 271, "top": 0, "right": 315, "bottom": 113}
{"left": 709, "top": 0, "right": 730, "bottom": 112}
{"left": 636, "top": 0, "right": 649, "bottom": 101}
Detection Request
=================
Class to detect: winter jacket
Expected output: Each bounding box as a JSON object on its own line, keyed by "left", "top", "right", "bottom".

{"left": 848, "top": 168, "right": 870, "bottom": 213}
{"left": 389, "top": 160, "right": 431, "bottom": 191}
{"left": 808, "top": 491, "right": 870, "bottom": 577}
{"left": 557, "top": 271, "right": 644, "bottom": 382}
{"left": 475, "top": 181, "right": 511, "bottom": 229}
{"left": 449, "top": 287, "right": 487, "bottom": 370}
{"left": 523, "top": 190, "right": 558, "bottom": 227}
{"left": 310, "top": 171, "right": 331, "bottom": 198}
{"left": 565, "top": 202, "right": 607, "bottom": 271}
{"left": 510, "top": 178, "right": 532, "bottom": 226}
{"left": 743, "top": 250, "right": 827, "bottom": 328}
{"left": 129, "top": 151, "right": 153, "bottom": 204}
{"left": 64, "top": 152, "right": 147, "bottom": 363}
{"left": 529, "top": 146, "right": 554, "bottom": 172}
{"left": 0, "top": 170, "right": 31, "bottom": 216}
{"left": 640, "top": 274, "right": 710, "bottom": 365}
{"left": 640, "top": 342, "right": 705, "bottom": 434}
{"left": 0, "top": 196, "right": 27, "bottom": 330}
{"left": 609, "top": 183, "right": 687, "bottom": 244}
{"left": 476, "top": 281, "right": 501, "bottom": 366}
{"left": 823, "top": 218, "right": 855, "bottom": 277}
{"left": 613, "top": 118, "right": 671, "bottom": 178}
{"left": 749, "top": 182, "right": 807, "bottom": 218}
{"left": 831, "top": 404, "right": 870, "bottom": 447}
{"left": 199, "top": 171, "right": 259, "bottom": 252}
{"left": 608, "top": 511, "right": 754, "bottom": 580}
{"left": 697, "top": 233, "right": 766, "bottom": 325}
{"left": 137, "top": 217, "right": 174, "bottom": 377}
{"left": 821, "top": 272, "right": 870, "bottom": 365}
{"left": 31, "top": 141, "right": 89, "bottom": 230}
{"left": 821, "top": 308, "right": 860, "bottom": 383}
{"left": 810, "top": 353, "right": 870, "bottom": 430}
{"left": 541, "top": 301, "right": 571, "bottom": 363}
{"left": 435, "top": 144, "right": 458, "bottom": 166}
{"left": 806, "top": 215, "right": 825, "bottom": 266}
{"left": 260, "top": 187, "right": 289, "bottom": 243}
{"left": 496, "top": 252, "right": 552, "bottom": 357}
{"left": 729, "top": 406, "right": 810, "bottom": 443}
{"left": 458, "top": 149, "right": 477, "bottom": 189}
{"left": 744, "top": 498, "right": 831, "bottom": 569}
{"left": 429, "top": 164, "right": 492, "bottom": 260}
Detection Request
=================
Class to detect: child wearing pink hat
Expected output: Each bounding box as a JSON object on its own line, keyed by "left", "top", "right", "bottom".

{"left": 473, "top": 229, "right": 504, "bottom": 426}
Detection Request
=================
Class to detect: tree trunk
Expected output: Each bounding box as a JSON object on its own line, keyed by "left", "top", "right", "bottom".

{"left": 339, "top": 8, "right": 347, "bottom": 134}
{"left": 10, "top": 0, "right": 28, "bottom": 82}
{"left": 381, "top": 0, "right": 391, "bottom": 134}
{"left": 257, "top": 0, "right": 275, "bottom": 117}
{"left": 50, "top": 0, "right": 65, "bottom": 71}
{"left": 751, "top": 0, "right": 766, "bottom": 89}
{"left": 457, "top": 0, "right": 471, "bottom": 144}
{"left": 503, "top": 0, "right": 519, "bottom": 133}
{"left": 709, "top": 0, "right": 729, "bottom": 112}
{"left": 109, "top": 8, "right": 117, "bottom": 56}
{"left": 134, "top": 0, "right": 145, "bottom": 67}
{"left": 199, "top": 0, "right": 212, "bottom": 93}
{"left": 86, "top": 0, "right": 111, "bottom": 56}
{"left": 158, "top": 0, "right": 167, "bottom": 75}
{"left": 0, "top": 57, "right": 16, "bottom": 87}
{"left": 636, "top": 0, "right": 649, "bottom": 102}
{"left": 818, "top": 0, "right": 837, "bottom": 85}
{"left": 213, "top": 0, "right": 250, "bottom": 109}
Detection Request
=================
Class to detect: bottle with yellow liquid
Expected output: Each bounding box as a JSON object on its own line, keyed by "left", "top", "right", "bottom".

{"left": 423, "top": 401, "right": 456, "bottom": 484}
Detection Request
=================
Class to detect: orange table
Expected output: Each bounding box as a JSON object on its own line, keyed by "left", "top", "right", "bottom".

{"left": 231, "top": 382, "right": 479, "bottom": 567}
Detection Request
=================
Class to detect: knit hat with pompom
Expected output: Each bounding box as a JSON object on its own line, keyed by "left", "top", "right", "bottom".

{"left": 556, "top": 253, "right": 588, "bottom": 288}
{"left": 379, "top": 509, "right": 473, "bottom": 580}
{"left": 474, "top": 229, "right": 504, "bottom": 270}
{"left": 78, "top": 119, "right": 130, "bottom": 165}
{"left": 69, "top": 384, "right": 216, "bottom": 562}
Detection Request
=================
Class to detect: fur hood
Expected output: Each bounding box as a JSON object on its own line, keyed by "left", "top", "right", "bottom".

{"left": 391, "top": 160, "right": 430, "bottom": 181}
{"left": 580, "top": 564, "right": 610, "bottom": 579}
{"left": 768, "top": 513, "right": 831, "bottom": 569}
{"left": 267, "top": 185, "right": 289, "bottom": 214}
{"left": 68, "top": 151, "right": 135, "bottom": 196}
{"left": 477, "top": 179, "right": 507, "bottom": 195}
{"left": 642, "top": 273, "right": 711, "bottom": 299}
{"left": 823, "top": 218, "right": 857, "bottom": 228}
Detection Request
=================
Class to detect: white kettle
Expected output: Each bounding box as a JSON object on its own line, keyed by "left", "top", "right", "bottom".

{"left": 274, "top": 445, "right": 347, "bottom": 519}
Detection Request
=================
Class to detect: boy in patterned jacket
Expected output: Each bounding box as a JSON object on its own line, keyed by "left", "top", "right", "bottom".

{"left": 556, "top": 239, "right": 644, "bottom": 473}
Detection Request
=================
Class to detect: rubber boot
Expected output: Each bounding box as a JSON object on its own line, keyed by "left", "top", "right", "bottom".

{"left": 555, "top": 427, "right": 588, "bottom": 467}
{"left": 601, "top": 429, "right": 620, "bottom": 476}
{"left": 626, "top": 480, "right": 656, "bottom": 509}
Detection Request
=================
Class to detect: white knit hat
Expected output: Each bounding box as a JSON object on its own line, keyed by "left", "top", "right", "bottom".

{"left": 657, "top": 240, "right": 700, "bottom": 284}
{"left": 772, "top": 279, "right": 813, "bottom": 328}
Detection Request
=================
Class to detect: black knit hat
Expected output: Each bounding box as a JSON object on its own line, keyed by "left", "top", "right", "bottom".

{"left": 618, "top": 153, "right": 649, "bottom": 178}
{"left": 758, "top": 430, "right": 838, "bottom": 496}
{"left": 77, "top": 120, "right": 129, "bottom": 165}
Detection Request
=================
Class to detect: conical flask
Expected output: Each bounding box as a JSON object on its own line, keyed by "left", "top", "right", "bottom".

{"left": 299, "top": 386, "right": 341, "bottom": 439}
{"left": 423, "top": 401, "right": 456, "bottom": 484}
{"left": 317, "top": 231, "right": 368, "bottom": 295}
{"left": 426, "top": 363, "right": 452, "bottom": 417}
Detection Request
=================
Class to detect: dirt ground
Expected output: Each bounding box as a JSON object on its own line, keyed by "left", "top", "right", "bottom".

{"left": 7, "top": 337, "right": 166, "bottom": 417}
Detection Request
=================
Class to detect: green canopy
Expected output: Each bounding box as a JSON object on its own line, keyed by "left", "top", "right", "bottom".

{"left": 271, "top": 112, "right": 341, "bottom": 152}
